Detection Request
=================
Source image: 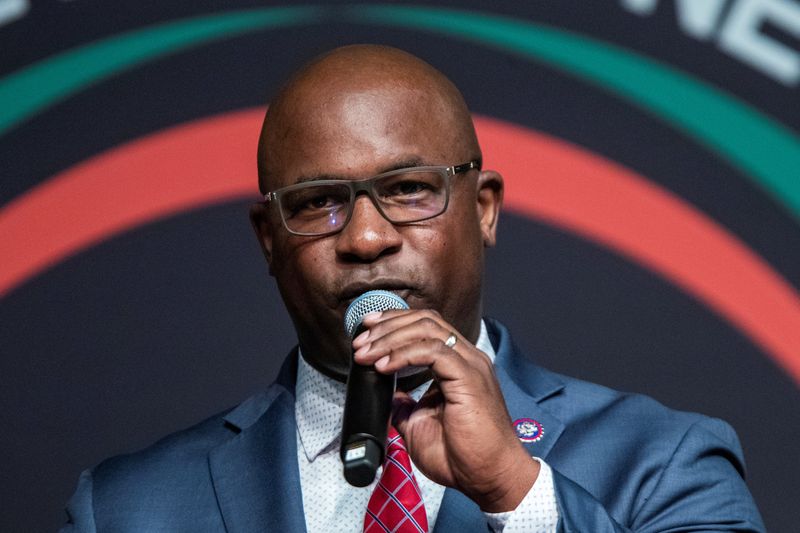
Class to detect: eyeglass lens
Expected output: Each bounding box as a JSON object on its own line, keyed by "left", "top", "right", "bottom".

{"left": 279, "top": 169, "right": 448, "bottom": 235}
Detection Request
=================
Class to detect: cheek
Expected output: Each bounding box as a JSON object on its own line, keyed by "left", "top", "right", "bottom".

{"left": 273, "top": 238, "right": 332, "bottom": 290}
{"left": 446, "top": 198, "right": 484, "bottom": 250}
{"left": 418, "top": 217, "right": 484, "bottom": 277}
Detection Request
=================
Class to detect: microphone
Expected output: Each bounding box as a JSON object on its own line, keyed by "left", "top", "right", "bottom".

{"left": 340, "top": 290, "right": 409, "bottom": 487}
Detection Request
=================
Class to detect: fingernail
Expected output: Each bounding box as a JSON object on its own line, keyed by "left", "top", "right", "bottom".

{"left": 353, "top": 329, "right": 369, "bottom": 345}
{"left": 362, "top": 311, "right": 382, "bottom": 323}
{"left": 354, "top": 343, "right": 370, "bottom": 358}
{"left": 375, "top": 356, "right": 390, "bottom": 370}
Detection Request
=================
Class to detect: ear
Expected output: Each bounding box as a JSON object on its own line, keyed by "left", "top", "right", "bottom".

{"left": 476, "top": 170, "right": 503, "bottom": 248}
{"left": 249, "top": 202, "right": 275, "bottom": 276}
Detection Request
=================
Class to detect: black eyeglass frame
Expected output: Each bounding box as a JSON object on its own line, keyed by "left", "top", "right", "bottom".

{"left": 263, "top": 160, "right": 481, "bottom": 236}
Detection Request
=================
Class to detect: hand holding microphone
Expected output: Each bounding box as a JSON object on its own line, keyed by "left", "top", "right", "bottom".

{"left": 348, "top": 303, "right": 541, "bottom": 513}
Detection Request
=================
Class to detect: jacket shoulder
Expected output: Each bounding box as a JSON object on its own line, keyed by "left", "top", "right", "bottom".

{"left": 543, "top": 366, "right": 727, "bottom": 441}
{"left": 76, "top": 385, "right": 288, "bottom": 530}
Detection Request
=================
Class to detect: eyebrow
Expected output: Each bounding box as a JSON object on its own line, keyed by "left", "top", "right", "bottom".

{"left": 292, "top": 157, "right": 429, "bottom": 185}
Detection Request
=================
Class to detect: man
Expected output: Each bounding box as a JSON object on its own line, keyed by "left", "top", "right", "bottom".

{"left": 61, "top": 45, "right": 764, "bottom": 532}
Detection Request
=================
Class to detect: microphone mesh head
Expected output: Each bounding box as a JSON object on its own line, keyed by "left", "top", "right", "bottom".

{"left": 344, "top": 290, "right": 409, "bottom": 338}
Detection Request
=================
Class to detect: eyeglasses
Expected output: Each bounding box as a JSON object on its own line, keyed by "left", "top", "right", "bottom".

{"left": 264, "top": 160, "right": 481, "bottom": 236}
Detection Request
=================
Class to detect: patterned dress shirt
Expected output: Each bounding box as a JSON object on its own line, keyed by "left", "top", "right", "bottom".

{"left": 295, "top": 320, "right": 559, "bottom": 532}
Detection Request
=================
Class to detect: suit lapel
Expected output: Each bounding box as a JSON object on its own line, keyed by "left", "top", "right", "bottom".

{"left": 209, "top": 355, "right": 307, "bottom": 533}
{"left": 489, "top": 318, "right": 566, "bottom": 460}
{"left": 495, "top": 364, "right": 566, "bottom": 461}
{"left": 434, "top": 319, "right": 566, "bottom": 531}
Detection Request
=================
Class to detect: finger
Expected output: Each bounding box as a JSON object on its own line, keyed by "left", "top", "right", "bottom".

{"left": 370, "top": 338, "right": 468, "bottom": 381}
{"left": 362, "top": 307, "right": 418, "bottom": 324}
{"left": 354, "top": 315, "right": 454, "bottom": 364}
{"left": 353, "top": 309, "right": 444, "bottom": 348}
{"left": 391, "top": 392, "right": 416, "bottom": 436}
{"left": 358, "top": 320, "right": 488, "bottom": 375}
{"left": 359, "top": 310, "right": 449, "bottom": 348}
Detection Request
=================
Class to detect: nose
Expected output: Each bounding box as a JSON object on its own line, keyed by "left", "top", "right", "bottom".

{"left": 334, "top": 194, "right": 402, "bottom": 262}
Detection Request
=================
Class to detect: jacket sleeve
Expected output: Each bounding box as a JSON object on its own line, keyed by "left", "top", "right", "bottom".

{"left": 552, "top": 417, "right": 765, "bottom": 532}
{"left": 59, "top": 469, "right": 98, "bottom": 533}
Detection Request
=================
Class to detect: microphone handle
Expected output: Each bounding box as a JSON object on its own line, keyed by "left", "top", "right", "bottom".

{"left": 340, "top": 324, "right": 396, "bottom": 487}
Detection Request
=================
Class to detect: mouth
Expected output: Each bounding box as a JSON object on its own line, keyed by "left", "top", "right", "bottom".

{"left": 338, "top": 279, "right": 416, "bottom": 307}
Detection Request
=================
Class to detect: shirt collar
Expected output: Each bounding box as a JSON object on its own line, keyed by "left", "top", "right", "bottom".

{"left": 295, "top": 319, "right": 496, "bottom": 462}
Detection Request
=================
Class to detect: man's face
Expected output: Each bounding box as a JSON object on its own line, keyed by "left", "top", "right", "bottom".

{"left": 254, "top": 82, "right": 500, "bottom": 379}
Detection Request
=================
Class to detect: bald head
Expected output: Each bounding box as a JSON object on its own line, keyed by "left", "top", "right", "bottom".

{"left": 257, "top": 45, "right": 480, "bottom": 193}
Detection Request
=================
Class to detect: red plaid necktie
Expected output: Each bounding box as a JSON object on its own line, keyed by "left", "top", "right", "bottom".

{"left": 363, "top": 426, "right": 428, "bottom": 533}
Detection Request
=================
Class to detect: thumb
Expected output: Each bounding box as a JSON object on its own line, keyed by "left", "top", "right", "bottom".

{"left": 391, "top": 392, "right": 416, "bottom": 436}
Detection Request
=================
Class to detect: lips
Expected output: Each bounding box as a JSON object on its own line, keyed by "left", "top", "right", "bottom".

{"left": 338, "top": 279, "right": 416, "bottom": 306}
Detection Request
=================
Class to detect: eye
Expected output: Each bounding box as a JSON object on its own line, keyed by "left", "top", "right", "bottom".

{"left": 292, "top": 194, "right": 344, "bottom": 216}
{"left": 390, "top": 180, "right": 433, "bottom": 196}
{"left": 282, "top": 185, "right": 349, "bottom": 218}
{"left": 376, "top": 171, "right": 444, "bottom": 208}
{"left": 307, "top": 194, "right": 336, "bottom": 209}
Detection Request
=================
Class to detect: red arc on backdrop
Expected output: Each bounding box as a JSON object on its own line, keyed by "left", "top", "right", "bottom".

{"left": 0, "top": 109, "right": 798, "bottom": 385}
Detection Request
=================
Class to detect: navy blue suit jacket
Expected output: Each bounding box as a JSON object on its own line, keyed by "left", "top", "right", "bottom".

{"left": 61, "top": 319, "right": 764, "bottom": 531}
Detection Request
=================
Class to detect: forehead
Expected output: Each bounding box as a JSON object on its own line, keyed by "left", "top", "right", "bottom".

{"left": 289, "top": 156, "right": 429, "bottom": 185}
{"left": 264, "top": 83, "right": 466, "bottom": 189}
